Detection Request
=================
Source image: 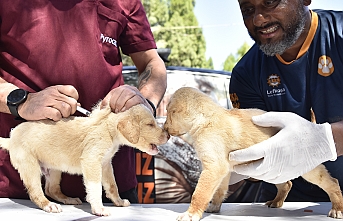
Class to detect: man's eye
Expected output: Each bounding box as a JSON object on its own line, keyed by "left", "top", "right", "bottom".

{"left": 265, "top": 0, "right": 279, "bottom": 7}
{"left": 241, "top": 7, "right": 254, "bottom": 18}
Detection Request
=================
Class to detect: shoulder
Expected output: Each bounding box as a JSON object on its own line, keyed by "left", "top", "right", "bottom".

{"left": 315, "top": 9, "right": 343, "bottom": 30}
{"left": 99, "top": 0, "right": 145, "bottom": 17}
{"left": 314, "top": 9, "right": 343, "bottom": 19}
{"left": 312, "top": 9, "right": 343, "bottom": 55}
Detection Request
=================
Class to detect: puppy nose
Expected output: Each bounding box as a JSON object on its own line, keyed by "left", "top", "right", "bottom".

{"left": 167, "top": 133, "right": 170, "bottom": 140}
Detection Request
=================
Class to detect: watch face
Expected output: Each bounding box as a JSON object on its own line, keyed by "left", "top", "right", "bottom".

{"left": 7, "top": 89, "right": 27, "bottom": 104}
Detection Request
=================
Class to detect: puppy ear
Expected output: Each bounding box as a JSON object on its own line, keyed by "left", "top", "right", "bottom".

{"left": 118, "top": 116, "right": 140, "bottom": 144}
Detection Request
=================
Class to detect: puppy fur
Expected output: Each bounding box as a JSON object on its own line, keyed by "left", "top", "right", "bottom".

{"left": 0, "top": 103, "right": 169, "bottom": 216}
{"left": 164, "top": 87, "right": 343, "bottom": 221}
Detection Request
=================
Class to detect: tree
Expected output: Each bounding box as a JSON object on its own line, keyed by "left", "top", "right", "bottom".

{"left": 223, "top": 54, "right": 236, "bottom": 72}
{"left": 223, "top": 42, "right": 251, "bottom": 72}
{"left": 122, "top": 0, "right": 212, "bottom": 69}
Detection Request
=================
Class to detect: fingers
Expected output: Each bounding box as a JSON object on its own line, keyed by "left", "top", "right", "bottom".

{"left": 233, "top": 159, "right": 264, "bottom": 177}
{"left": 252, "top": 111, "right": 308, "bottom": 128}
{"left": 56, "top": 85, "right": 79, "bottom": 101}
{"left": 50, "top": 100, "right": 77, "bottom": 119}
{"left": 41, "top": 106, "right": 66, "bottom": 121}
{"left": 252, "top": 112, "right": 285, "bottom": 128}
{"left": 18, "top": 85, "right": 79, "bottom": 121}
{"left": 101, "top": 85, "right": 149, "bottom": 113}
{"left": 229, "top": 141, "right": 268, "bottom": 162}
{"left": 55, "top": 85, "right": 79, "bottom": 115}
{"left": 233, "top": 159, "right": 283, "bottom": 182}
{"left": 111, "top": 87, "right": 139, "bottom": 112}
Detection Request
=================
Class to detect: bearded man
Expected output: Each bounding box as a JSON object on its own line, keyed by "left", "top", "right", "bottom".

{"left": 229, "top": 0, "right": 343, "bottom": 202}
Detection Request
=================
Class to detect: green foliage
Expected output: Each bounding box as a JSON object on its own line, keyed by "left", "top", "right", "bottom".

{"left": 223, "top": 54, "right": 236, "bottom": 72}
{"left": 122, "top": 0, "right": 213, "bottom": 69}
{"left": 237, "top": 42, "right": 251, "bottom": 58}
{"left": 223, "top": 42, "right": 251, "bottom": 72}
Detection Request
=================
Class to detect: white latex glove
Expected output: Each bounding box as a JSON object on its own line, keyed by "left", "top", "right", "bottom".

{"left": 229, "top": 112, "right": 337, "bottom": 184}
{"left": 229, "top": 172, "right": 249, "bottom": 185}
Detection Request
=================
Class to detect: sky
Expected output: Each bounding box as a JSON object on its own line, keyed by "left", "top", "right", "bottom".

{"left": 194, "top": 1, "right": 343, "bottom": 70}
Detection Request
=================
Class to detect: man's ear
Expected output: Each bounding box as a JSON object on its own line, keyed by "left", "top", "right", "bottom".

{"left": 117, "top": 116, "right": 140, "bottom": 144}
{"left": 303, "top": 0, "right": 312, "bottom": 7}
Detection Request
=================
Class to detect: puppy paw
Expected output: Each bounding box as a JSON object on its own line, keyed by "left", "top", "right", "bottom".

{"left": 43, "top": 202, "right": 63, "bottom": 213}
{"left": 328, "top": 209, "right": 343, "bottom": 219}
{"left": 63, "top": 197, "right": 82, "bottom": 205}
{"left": 92, "top": 206, "right": 111, "bottom": 216}
{"left": 265, "top": 200, "right": 283, "bottom": 208}
{"left": 176, "top": 211, "right": 201, "bottom": 221}
{"left": 206, "top": 202, "right": 221, "bottom": 213}
{"left": 113, "top": 198, "right": 130, "bottom": 207}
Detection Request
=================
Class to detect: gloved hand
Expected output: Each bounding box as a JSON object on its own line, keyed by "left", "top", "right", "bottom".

{"left": 229, "top": 172, "right": 249, "bottom": 185}
{"left": 229, "top": 112, "right": 337, "bottom": 184}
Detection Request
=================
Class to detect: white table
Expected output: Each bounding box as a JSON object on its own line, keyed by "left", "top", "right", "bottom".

{"left": 0, "top": 198, "right": 336, "bottom": 220}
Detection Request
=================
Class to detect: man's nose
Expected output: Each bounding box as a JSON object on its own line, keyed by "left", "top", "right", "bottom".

{"left": 253, "top": 8, "right": 269, "bottom": 28}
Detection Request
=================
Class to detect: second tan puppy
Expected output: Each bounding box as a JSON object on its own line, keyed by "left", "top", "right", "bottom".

{"left": 0, "top": 103, "right": 169, "bottom": 216}
{"left": 164, "top": 87, "right": 343, "bottom": 221}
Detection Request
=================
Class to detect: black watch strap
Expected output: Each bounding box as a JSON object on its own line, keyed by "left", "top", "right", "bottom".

{"left": 8, "top": 103, "right": 21, "bottom": 118}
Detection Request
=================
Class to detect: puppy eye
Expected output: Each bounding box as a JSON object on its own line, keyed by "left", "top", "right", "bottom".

{"left": 146, "top": 122, "right": 155, "bottom": 127}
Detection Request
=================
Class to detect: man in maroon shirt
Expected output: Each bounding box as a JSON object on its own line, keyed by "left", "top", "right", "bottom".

{"left": 0, "top": 0, "right": 167, "bottom": 203}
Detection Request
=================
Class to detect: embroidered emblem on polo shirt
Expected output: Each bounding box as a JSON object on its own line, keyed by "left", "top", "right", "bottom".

{"left": 267, "top": 74, "right": 281, "bottom": 87}
{"left": 318, "top": 55, "right": 334, "bottom": 77}
{"left": 100, "top": 33, "right": 117, "bottom": 47}
{"left": 266, "top": 74, "right": 286, "bottom": 98}
{"left": 230, "top": 93, "right": 240, "bottom": 108}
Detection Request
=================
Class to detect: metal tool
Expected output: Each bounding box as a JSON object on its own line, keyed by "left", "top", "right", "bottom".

{"left": 77, "top": 106, "right": 91, "bottom": 116}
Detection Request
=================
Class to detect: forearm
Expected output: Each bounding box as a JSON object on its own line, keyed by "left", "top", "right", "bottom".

{"left": 331, "top": 120, "right": 343, "bottom": 156}
{"left": 0, "top": 77, "right": 19, "bottom": 114}
{"left": 138, "top": 60, "right": 167, "bottom": 107}
{"left": 132, "top": 49, "right": 167, "bottom": 107}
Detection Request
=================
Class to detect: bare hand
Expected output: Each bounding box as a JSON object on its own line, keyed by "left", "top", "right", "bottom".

{"left": 18, "top": 85, "right": 79, "bottom": 121}
{"left": 101, "top": 85, "right": 153, "bottom": 114}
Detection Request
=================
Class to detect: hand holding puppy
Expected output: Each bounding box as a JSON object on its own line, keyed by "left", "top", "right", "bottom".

{"left": 101, "top": 85, "right": 155, "bottom": 116}
{"left": 229, "top": 112, "right": 337, "bottom": 184}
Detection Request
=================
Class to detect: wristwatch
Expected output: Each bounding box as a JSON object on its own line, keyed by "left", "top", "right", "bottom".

{"left": 7, "top": 89, "right": 29, "bottom": 119}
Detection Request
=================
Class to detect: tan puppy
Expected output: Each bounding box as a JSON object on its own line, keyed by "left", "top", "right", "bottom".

{"left": 0, "top": 103, "right": 169, "bottom": 216}
{"left": 164, "top": 87, "right": 343, "bottom": 221}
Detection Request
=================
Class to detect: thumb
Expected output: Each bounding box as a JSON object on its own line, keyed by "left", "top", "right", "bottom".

{"left": 229, "top": 141, "right": 268, "bottom": 162}
{"left": 100, "top": 95, "right": 111, "bottom": 110}
{"left": 252, "top": 112, "right": 287, "bottom": 128}
{"left": 233, "top": 159, "right": 264, "bottom": 176}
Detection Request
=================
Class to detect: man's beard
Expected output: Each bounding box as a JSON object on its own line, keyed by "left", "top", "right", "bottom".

{"left": 249, "top": 8, "right": 307, "bottom": 56}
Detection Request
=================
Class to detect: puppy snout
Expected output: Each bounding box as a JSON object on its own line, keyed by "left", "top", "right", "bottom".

{"left": 163, "top": 125, "right": 175, "bottom": 136}
{"left": 163, "top": 122, "right": 170, "bottom": 132}
{"left": 163, "top": 129, "right": 170, "bottom": 142}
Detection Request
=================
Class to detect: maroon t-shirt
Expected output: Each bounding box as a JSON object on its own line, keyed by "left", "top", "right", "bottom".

{"left": 0, "top": 0, "right": 156, "bottom": 199}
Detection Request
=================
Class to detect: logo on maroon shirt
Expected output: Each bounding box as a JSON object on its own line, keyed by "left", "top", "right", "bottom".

{"left": 100, "top": 33, "right": 117, "bottom": 47}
